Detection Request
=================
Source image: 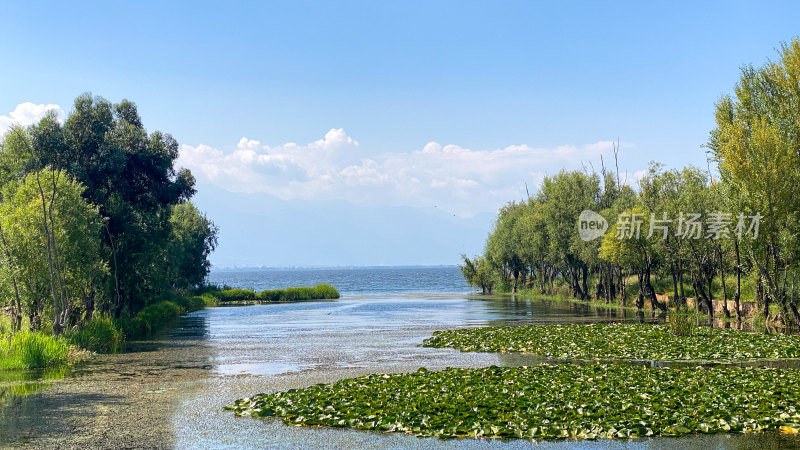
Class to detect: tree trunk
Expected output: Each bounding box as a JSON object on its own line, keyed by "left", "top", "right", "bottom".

{"left": 609, "top": 265, "right": 617, "bottom": 301}
{"left": 705, "top": 272, "right": 714, "bottom": 321}
{"left": 581, "top": 265, "right": 589, "bottom": 301}
{"left": 787, "top": 302, "right": 800, "bottom": 334}
{"left": 47, "top": 177, "right": 71, "bottom": 331}
{"left": 762, "top": 251, "right": 770, "bottom": 321}
{"left": 636, "top": 271, "right": 645, "bottom": 310}
{"left": 717, "top": 246, "right": 730, "bottom": 318}
{"left": 732, "top": 238, "right": 741, "bottom": 321}
{"left": 512, "top": 269, "right": 518, "bottom": 293}
{"left": 0, "top": 224, "right": 23, "bottom": 332}
{"left": 36, "top": 172, "right": 62, "bottom": 335}
{"left": 670, "top": 262, "right": 679, "bottom": 308}
{"left": 643, "top": 264, "right": 667, "bottom": 312}
{"left": 571, "top": 268, "right": 584, "bottom": 299}
{"left": 756, "top": 278, "right": 768, "bottom": 320}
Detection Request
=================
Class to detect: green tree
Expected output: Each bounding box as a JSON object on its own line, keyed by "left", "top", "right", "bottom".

{"left": 538, "top": 171, "right": 601, "bottom": 300}
{"left": 485, "top": 202, "right": 526, "bottom": 292}
{"left": 708, "top": 38, "right": 800, "bottom": 326}
{"left": 599, "top": 207, "right": 667, "bottom": 312}
{"left": 43, "top": 94, "right": 196, "bottom": 315}
{"left": 165, "top": 202, "right": 219, "bottom": 289}
{"left": 459, "top": 254, "right": 494, "bottom": 294}
{"left": 0, "top": 169, "right": 106, "bottom": 334}
{"left": 0, "top": 93, "right": 217, "bottom": 333}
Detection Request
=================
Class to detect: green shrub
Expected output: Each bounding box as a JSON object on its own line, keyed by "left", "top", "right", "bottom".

{"left": 113, "top": 316, "right": 149, "bottom": 341}
{"left": 66, "top": 316, "right": 123, "bottom": 353}
{"left": 667, "top": 307, "right": 696, "bottom": 337}
{"left": 134, "top": 301, "right": 182, "bottom": 337}
{"left": 311, "top": 284, "right": 340, "bottom": 299}
{"left": 256, "top": 284, "right": 340, "bottom": 302}
{"left": 213, "top": 289, "right": 257, "bottom": 301}
{"left": 170, "top": 295, "right": 206, "bottom": 312}
{"left": 0, "top": 332, "right": 70, "bottom": 369}
{"left": 199, "top": 293, "right": 219, "bottom": 307}
{"left": 256, "top": 289, "right": 283, "bottom": 301}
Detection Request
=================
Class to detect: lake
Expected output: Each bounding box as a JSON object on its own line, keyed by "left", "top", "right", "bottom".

{"left": 1, "top": 267, "right": 798, "bottom": 448}
{"left": 208, "top": 266, "right": 472, "bottom": 295}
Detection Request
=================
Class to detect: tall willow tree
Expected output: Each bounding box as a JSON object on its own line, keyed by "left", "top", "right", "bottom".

{"left": 708, "top": 38, "right": 800, "bottom": 327}
{"left": 539, "top": 171, "right": 602, "bottom": 300}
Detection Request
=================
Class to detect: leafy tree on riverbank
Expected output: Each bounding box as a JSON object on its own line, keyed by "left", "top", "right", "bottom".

{"left": 471, "top": 38, "right": 800, "bottom": 329}
{"left": 0, "top": 170, "right": 106, "bottom": 333}
{"left": 166, "top": 202, "right": 219, "bottom": 289}
{"left": 708, "top": 39, "right": 800, "bottom": 327}
{"left": 0, "top": 94, "right": 218, "bottom": 335}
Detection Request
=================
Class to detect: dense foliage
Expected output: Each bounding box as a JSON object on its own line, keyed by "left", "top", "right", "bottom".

{"left": 227, "top": 364, "right": 800, "bottom": 439}
{"left": 464, "top": 38, "right": 800, "bottom": 327}
{"left": 0, "top": 94, "right": 219, "bottom": 336}
{"left": 423, "top": 323, "right": 800, "bottom": 361}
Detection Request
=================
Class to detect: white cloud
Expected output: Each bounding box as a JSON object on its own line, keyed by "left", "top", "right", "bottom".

{"left": 0, "top": 102, "right": 64, "bottom": 134}
{"left": 178, "top": 129, "right": 629, "bottom": 217}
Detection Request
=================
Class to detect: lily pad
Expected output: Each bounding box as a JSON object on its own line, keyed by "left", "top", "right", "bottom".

{"left": 226, "top": 364, "right": 800, "bottom": 440}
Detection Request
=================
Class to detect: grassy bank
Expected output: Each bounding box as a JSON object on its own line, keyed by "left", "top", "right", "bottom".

{"left": 509, "top": 290, "right": 643, "bottom": 312}
{"left": 1, "top": 283, "right": 341, "bottom": 367}
{"left": 206, "top": 284, "right": 340, "bottom": 303}
{"left": 67, "top": 293, "right": 212, "bottom": 353}
{"left": 0, "top": 332, "right": 71, "bottom": 370}
{"left": 510, "top": 287, "right": 764, "bottom": 325}
{"left": 423, "top": 322, "right": 800, "bottom": 361}
{"left": 510, "top": 271, "right": 760, "bottom": 310}
{"left": 0, "top": 292, "right": 215, "bottom": 368}
{"left": 227, "top": 364, "right": 800, "bottom": 440}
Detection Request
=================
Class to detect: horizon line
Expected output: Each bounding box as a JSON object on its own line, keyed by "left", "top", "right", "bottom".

{"left": 210, "top": 264, "right": 460, "bottom": 271}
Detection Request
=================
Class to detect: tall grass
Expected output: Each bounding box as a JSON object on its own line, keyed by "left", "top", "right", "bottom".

{"left": 65, "top": 317, "right": 123, "bottom": 353}
{"left": 0, "top": 332, "right": 70, "bottom": 370}
{"left": 213, "top": 288, "right": 257, "bottom": 301}
{"left": 257, "top": 284, "right": 340, "bottom": 302}
{"left": 667, "top": 305, "right": 696, "bottom": 337}
{"left": 205, "top": 285, "right": 340, "bottom": 302}
{"left": 198, "top": 293, "right": 219, "bottom": 306}
{"left": 65, "top": 293, "right": 212, "bottom": 353}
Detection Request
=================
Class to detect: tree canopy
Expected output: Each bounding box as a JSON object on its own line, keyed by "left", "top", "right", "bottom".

{"left": 0, "top": 94, "right": 218, "bottom": 333}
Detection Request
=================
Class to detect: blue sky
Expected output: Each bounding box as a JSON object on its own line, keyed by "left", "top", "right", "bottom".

{"left": 1, "top": 1, "right": 799, "bottom": 266}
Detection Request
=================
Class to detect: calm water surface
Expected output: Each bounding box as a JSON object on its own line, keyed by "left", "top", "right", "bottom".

{"left": 3, "top": 267, "right": 799, "bottom": 448}
{"left": 208, "top": 266, "right": 471, "bottom": 295}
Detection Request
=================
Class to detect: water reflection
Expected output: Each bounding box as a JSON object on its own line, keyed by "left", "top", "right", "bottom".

{"left": 0, "top": 367, "right": 65, "bottom": 431}
{"left": 167, "top": 311, "right": 211, "bottom": 340}
{"left": 202, "top": 294, "right": 668, "bottom": 377}
{"left": 5, "top": 292, "right": 800, "bottom": 448}
{"left": 0, "top": 380, "right": 52, "bottom": 408}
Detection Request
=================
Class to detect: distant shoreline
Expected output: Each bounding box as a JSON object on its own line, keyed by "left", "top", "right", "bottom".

{"left": 210, "top": 265, "right": 460, "bottom": 272}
